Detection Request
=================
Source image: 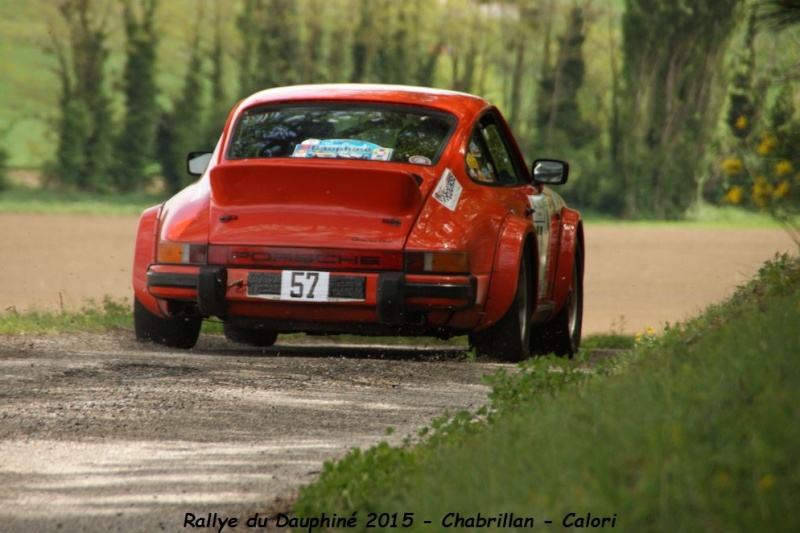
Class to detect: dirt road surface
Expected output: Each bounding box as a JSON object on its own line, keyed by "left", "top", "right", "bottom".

{"left": 0, "top": 213, "right": 795, "bottom": 531}
{"left": 0, "top": 331, "right": 509, "bottom": 531}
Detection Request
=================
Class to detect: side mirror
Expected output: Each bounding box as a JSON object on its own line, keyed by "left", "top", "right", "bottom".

{"left": 532, "top": 159, "right": 569, "bottom": 185}
{"left": 186, "top": 151, "right": 213, "bottom": 176}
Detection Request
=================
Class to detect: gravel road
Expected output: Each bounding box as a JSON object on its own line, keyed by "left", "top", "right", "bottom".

{"left": 0, "top": 331, "right": 507, "bottom": 532}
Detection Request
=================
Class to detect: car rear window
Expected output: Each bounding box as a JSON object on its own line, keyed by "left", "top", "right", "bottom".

{"left": 228, "top": 104, "right": 456, "bottom": 165}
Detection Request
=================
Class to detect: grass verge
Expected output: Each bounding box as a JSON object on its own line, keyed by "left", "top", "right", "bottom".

{"left": 0, "top": 185, "right": 164, "bottom": 215}
{"left": 293, "top": 253, "right": 800, "bottom": 531}
{"left": 0, "top": 301, "right": 634, "bottom": 353}
{"left": 0, "top": 298, "right": 133, "bottom": 334}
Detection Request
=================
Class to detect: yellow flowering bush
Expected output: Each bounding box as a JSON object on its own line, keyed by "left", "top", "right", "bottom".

{"left": 721, "top": 157, "right": 743, "bottom": 176}
{"left": 721, "top": 50, "right": 798, "bottom": 246}
{"left": 721, "top": 97, "right": 800, "bottom": 248}
{"left": 756, "top": 132, "right": 777, "bottom": 155}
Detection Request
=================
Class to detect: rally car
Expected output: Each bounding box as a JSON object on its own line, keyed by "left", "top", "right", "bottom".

{"left": 132, "top": 84, "right": 584, "bottom": 360}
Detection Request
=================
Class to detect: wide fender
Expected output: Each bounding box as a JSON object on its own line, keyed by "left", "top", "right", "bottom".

{"left": 132, "top": 204, "right": 164, "bottom": 317}
{"left": 477, "top": 214, "right": 536, "bottom": 331}
{"left": 552, "top": 208, "right": 583, "bottom": 313}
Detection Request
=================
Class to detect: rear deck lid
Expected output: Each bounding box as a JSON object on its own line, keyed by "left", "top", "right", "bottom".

{"left": 208, "top": 161, "right": 424, "bottom": 250}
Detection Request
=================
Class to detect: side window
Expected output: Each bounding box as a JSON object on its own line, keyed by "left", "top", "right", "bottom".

{"left": 465, "top": 131, "right": 497, "bottom": 183}
{"left": 465, "top": 113, "right": 524, "bottom": 186}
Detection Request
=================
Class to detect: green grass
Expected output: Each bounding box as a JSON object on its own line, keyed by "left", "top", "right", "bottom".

{"left": 293, "top": 253, "right": 800, "bottom": 531}
{"left": 0, "top": 185, "right": 164, "bottom": 215}
{"left": 0, "top": 298, "right": 133, "bottom": 334}
{"left": 0, "top": 297, "right": 633, "bottom": 351}
{"left": 582, "top": 201, "right": 782, "bottom": 229}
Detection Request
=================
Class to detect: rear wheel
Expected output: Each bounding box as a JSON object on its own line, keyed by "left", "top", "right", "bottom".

{"left": 134, "top": 298, "right": 201, "bottom": 349}
{"left": 530, "top": 246, "right": 583, "bottom": 357}
{"left": 223, "top": 323, "right": 278, "bottom": 347}
{"left": 469, "top": 252, "right": 532, "bottom": 362}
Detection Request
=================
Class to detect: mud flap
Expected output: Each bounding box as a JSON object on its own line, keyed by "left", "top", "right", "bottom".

{"left": 198, "top": 266, "right": 228, "bottom": 317}
{"left": 377, "top": 272, "right": 406, "bottom": 325}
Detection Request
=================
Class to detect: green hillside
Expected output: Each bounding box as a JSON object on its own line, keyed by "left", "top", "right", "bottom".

{"left": 295, "top": 253, "right": 800, "bottom": 531}
{"left": 0, "top": 0, "right": 230, "bottom": 169}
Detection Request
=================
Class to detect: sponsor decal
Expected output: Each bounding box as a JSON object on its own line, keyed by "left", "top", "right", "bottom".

{"left": 433, "top": 168, "right": 463, "bottom": 211}
{"left": 292, "top": 138, "right": 393, "bottom": 160}
{"left": 408, "top": 155, "right": 432, "bottom": 165}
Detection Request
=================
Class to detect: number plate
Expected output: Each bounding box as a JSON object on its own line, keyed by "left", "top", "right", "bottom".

{"left": 247, "top": 271, "right": 366, "bottom": 302}
{"left": 281, "top": 270, "right": 329, "bottom": 301}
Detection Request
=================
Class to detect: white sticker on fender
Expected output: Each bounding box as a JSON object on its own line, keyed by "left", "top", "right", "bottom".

{"left": 433, "top": 168, "right": 462, "bottom": 211}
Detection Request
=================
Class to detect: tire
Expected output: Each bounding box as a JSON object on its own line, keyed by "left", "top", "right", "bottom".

{"left": 223, "top": 323, "right": 278, "bottom": 347}
{"left": 530, "top": 246, "right": 583, "bottom": 357}
{"left": 134, "top": 298, "right": 201, "bottom": 349}
{"left": 469, "top": 251, "right": 532, "bottom": 362}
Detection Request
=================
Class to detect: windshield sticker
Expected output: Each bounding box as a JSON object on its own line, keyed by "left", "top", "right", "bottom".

{"left": 433, "top": 168, "right": 462, "bottom": 211}
{"left": 292, "top": 139, "right": 393, "bottom": 161}
{"left": 409, "top": 155, "right": 432, "bottom": 165}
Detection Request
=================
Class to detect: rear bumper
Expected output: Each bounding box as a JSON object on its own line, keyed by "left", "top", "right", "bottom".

{"left": 146, "top": 265, "right": 482, "bottom": 327}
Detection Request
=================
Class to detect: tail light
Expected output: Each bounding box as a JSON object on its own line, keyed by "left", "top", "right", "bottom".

{"left": 405, "top": 251, "right": 470, "bottom": 274}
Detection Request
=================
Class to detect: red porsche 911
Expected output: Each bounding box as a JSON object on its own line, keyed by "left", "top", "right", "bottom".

{"left": 132, "top": 84, "right": 584, "bottom": 361}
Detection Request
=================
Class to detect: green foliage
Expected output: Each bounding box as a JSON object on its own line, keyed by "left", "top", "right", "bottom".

{"left": 205, "top": 3, "right": 230, "bottom": 146}
{"left": 757, "top": 0, "right": 800, "bottom": 29}
{"left": 113, "top": 0, "right": 160, "bottom": 192}
{"left": 484, "top": 354, "right": 611, "bottom": 417}
{"left": 0, "top": 297, "right": 132, "bottom": 334}
{"left": 50, "top": 98, "right": 93, "bottom": 189}
{"left": 47, "top": 0, "right": 115, "bottom": 192}
{"left": 294, "top": 253, "right": 800, "bottom": 531}
{"left": 0, "top": 185, "right": 164, "bottom": 215}
{"left": 619, "top": 0, "right": 744, "bottom": 219}
{"left": 157, "top": 30, "right": 206, "bottom": 195}
{"left": 0, "top": 144, "right": 9, "bottom": 192}
{"left": 238, "top": 0, "right": 301, "bottom": 94}
{"left": 3, "top": 0, "right": 792, "bottom": 222}
{"left": 581, "top": 332, "right": 636, "bottom": 350}
{"left": 726, "top": 10, "right": 758, "bottom": 140}
{"left": 536, "top": 7, "right": 596, "bottom": 151}
{"left": 718, "top": 6, "right": 800, "bottom": 247}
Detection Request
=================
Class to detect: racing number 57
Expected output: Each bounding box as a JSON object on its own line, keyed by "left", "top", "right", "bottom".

{"left": 290, "top": 271, "right": 319, "bottom": 298}
{"left": 281, "top": 270, "right": 330, "bottom": 301}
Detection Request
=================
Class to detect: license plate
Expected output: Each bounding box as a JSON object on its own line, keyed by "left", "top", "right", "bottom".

{"left": 247, "top": 271, "right": 366, "bottom": 302}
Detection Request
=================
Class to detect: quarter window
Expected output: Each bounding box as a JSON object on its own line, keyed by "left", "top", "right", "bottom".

{"left": 465, "top": 114, "right": 524, "bottom": 186}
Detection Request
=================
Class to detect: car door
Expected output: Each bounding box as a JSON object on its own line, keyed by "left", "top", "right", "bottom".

{"left": 465, "top": 112, "right": 553, "bottom": 304}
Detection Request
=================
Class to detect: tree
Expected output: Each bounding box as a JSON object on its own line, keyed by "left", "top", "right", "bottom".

{"left": 349, "top": 0, "right": 380, "bottom": 83}
{"left": 205, "top": 0, "right": 232, "bottom": 146}
{"left": 157, "top": 30, "right": 205, "bottom": 194}
{"left": 369, "top": 0, "right": 443, "bottom": 86}
{"left": 536, "top": 5, "right": 595, "bottom": 150}
{"left": 719, "top": 1, "right": 800, "bottom": 247}
{"left": 0, "top": 145, "right": 9, "bottom": 191}
{"left": 113, "top": 0, "right": 159, "bottom": 192}
{"left": 47, "top": 0, "right": 114, "bottom": 191}
{"left": 757, "top": 0, "right": 800, "bottom": 28}
{"left": 619, "top": 0, "right": 744, "bottom": 218}
{"left": 237, "top": 0, "right": 301, "bottom": 95}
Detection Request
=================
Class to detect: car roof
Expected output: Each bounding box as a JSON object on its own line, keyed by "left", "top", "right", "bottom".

{"left": 237, "top": 84, "right": 491, "bottom": 121}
